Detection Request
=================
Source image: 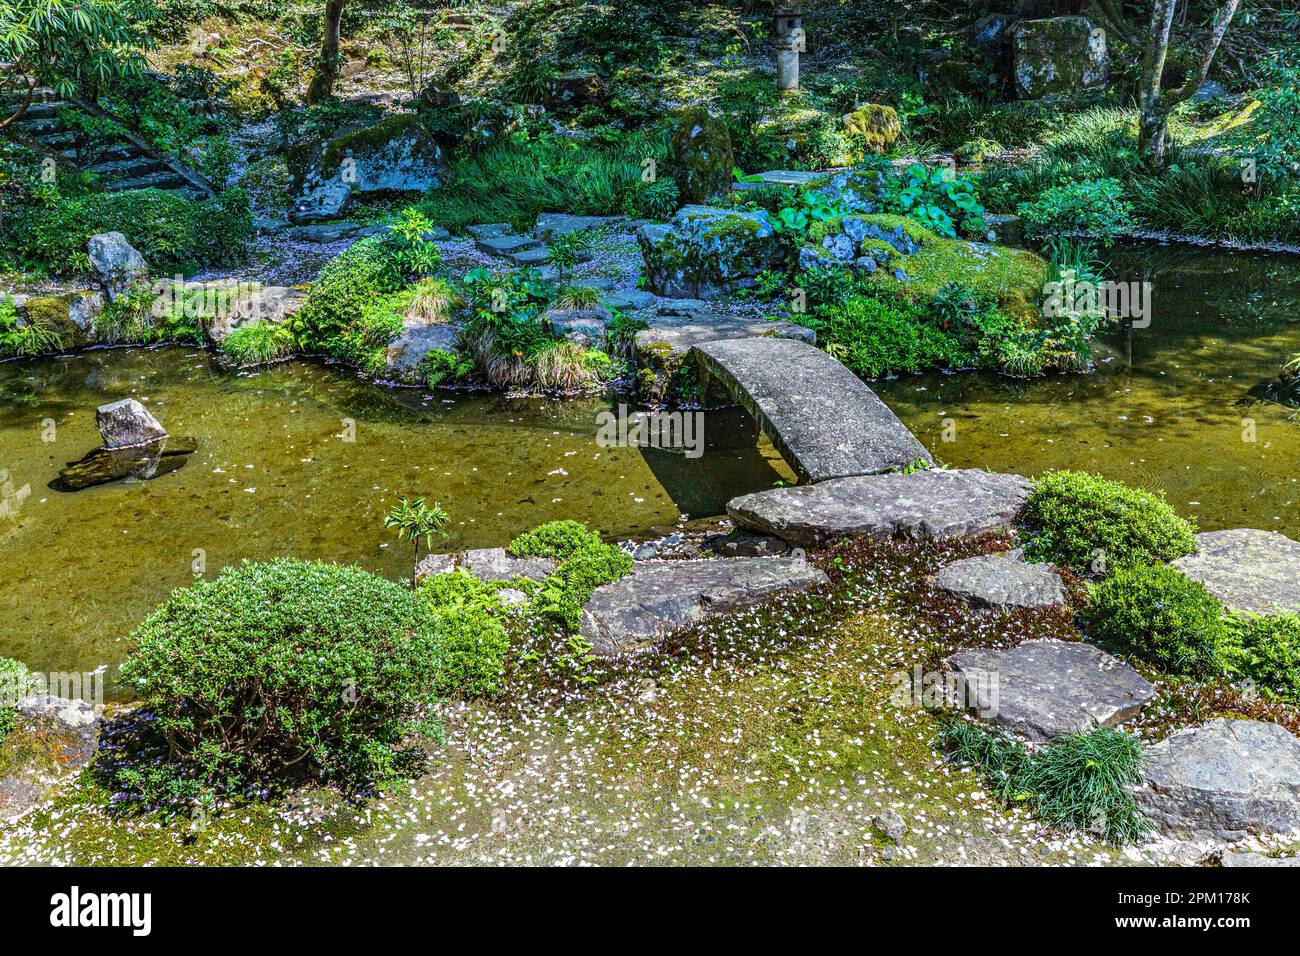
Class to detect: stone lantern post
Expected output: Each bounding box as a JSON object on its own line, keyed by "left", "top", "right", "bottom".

{"left": 774, "top": 3, "right": 804, "bottom": 92}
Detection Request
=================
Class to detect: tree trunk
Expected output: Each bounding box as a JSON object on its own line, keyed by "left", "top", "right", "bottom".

{"left": 1138, "top": 0, "right": 1240, "bottom": 166}
{"left": 307, "top": 0, "right": 346, "bottom": 104}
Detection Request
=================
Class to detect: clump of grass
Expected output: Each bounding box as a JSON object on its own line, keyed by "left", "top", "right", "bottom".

{"left": 221, "top": 322, "right": 295, "bottom": 367}
{"left": 550, "top": 285, "right": 602, "bottom": 311}
{"left": 938, "top": 718, "right": 1152, "bottom": 845}
{"left": 403, "top": 277, "right": 463, "bottom": 325}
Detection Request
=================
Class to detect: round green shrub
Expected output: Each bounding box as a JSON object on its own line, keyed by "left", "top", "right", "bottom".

{"left": 416, "top": 571, "right": 513, "bottom": 698}
{"left": 0, "top": 656, "right": 30, "bottom": 742}
{"left": 1081, "top": 565, "right": 1226, "bottom": 676}
{"left": 507, "top": 519, "right": 603, "bottom": 560}
{"left": 1223, "top": 611, "right": 1300, "bottom": 703}
{"left": 1020, "top": 470, "right": 1198, "bottom": 573}
{"left": 118, "top": 560, "right": 442, "bottom": 804}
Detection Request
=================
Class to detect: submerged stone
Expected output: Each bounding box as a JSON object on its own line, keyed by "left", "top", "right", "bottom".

{"left": 56, "top": 437, "right": 197, "bottom": 491}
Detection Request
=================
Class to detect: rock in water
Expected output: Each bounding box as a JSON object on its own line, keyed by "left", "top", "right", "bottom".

{"left": 86, "top": 232, "right": 149, "bottom": 302}
{"left": 96, "top": 399, "right": 167, "bottom": 449}
{"left": 579, "top": 556, "right": 828, "bottom": 656}
{"left": 933, "top": 553, "right": 1066, "bottom": 609}
{"left": 1136, "top": 718, "right": 1300, "bottom": 840}
{"left": 1171, "top": 529, "right": 1300, "bottom": 615}
{"left": 727, "top": 469, "right": 1031, "bottom": 549}
{"left": 945, "top": 639, "right": 1155, "bottom": 742}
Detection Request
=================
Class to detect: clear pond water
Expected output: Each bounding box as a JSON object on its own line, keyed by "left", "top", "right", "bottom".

{"left": 1, "top": 241, "right": 1297, "bottom": 686}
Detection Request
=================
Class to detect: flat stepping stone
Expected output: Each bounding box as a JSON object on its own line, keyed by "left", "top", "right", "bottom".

{"left": 635, "top": 315, "right": 814, "bottom": 359}
{"left": 466, "top": 222, "right": 512, "bottom": 240}
{"left": 1136, "top": 718, "right": 1300, "bottom": 840}
{"left": 733, "top": 170, "right": 832, "bottom": 191}
{"left": 694, "top": 337, "right": 932, "bottom": 483}
{"left": 507, "top": 245, "right": 551, "bottom": 266}
{"left": 655, "top": 298, "right": 709, "bottom": 316}
{"left": 1219, "top": 850, "right": 1300, "bottom": 867}
{"left": 579, "top": 556, "right": 829, "bottom": 656}
{"left": 946, "top": 639, "right": 1155, "bottom": 742}
{"left": 933, "top": 553, "right": 1066, "bottom": 609}
{"left": 606, "top": 289, "right": 655, "bottom": 311}
{"left": 533, "top": 213, "right": 622, "bottom": 240}
{"left": 475, "top": 234, "right": 541, "bottom": 256}
{"left": 728, "top": 468, "right": 1031, "bottom": 548}
{"left": 1172, "top": 529, "right": 1300, "bottom": 614}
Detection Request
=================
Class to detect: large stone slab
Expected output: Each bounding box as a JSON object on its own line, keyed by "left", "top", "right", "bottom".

{"left": 1136, "top": 718, "right": 1300, "bottom": 841}
{"left": 637, "top": 205, "right": 786, "bottom": 299}
{"left": 946, "top": 639, "right": 1155, "bottom": 742}
{"left": 579, "top": 556, "right": 829, "bottom": 656}
{"left": 933, "top": 553, "right": 1066, "bottom": 609}
{"left": 533, "top": 213, "right": 622, "bottom": 241}
{"left": 635, "top": 314, "right": 815, "bottom": 359}
{"left": 96, "top": 399, "right": 167, "bottom": 449}
{"left": 461, "top": 547, "right": 556, "bottom": 584}
{"left": 729, "top": 468, "right": 1030, "bottom": 549}
{"left": 1012, "top": 16, "right": 1109, "bottom": 100}
{"left": 694, "top": 337, "right": 930, "bottom": 483}
{"left": 1172, "top": 529, "right": 1300, "bottom": 615}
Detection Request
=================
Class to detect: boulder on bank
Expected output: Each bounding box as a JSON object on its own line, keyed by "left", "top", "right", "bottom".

{"left": 96, "top": 399, "right": 167, "bottom": 449}
{"left": 842, "top": 104, "right": 901, "bottom": 153}
{"left": 1136, "top": 718, "right": 1300, "bottom": 840}
{"left": 670, "top": 107, "right": 734, "bottom": 205}
{"left": 544, "top": 71, "right": 608, "bottom": 109}
{"left": 945, "top": 639, "right": 1155, "bottom": 742}
{"left": 638, "top": 205, "right": 786, "bottom": 299}
{"left": 383, "top": 321, "right": 460, "bottom": 385}
{"left": 289, "top": 114, "right": 445, "bottom": 222}
{"left": 727, "top": 469, "right": 1032, "bottom": 549}
{"left": 579, "top": 555, "right": 829, "bottom": 656}
{"left": 87, "top": 232, "right": 149, "bottom": 302}
{"left": 0, "top": 694, "right": 100, "bottom": 819}
{"left": 1171, "top": 529, "right": 1300, "bottom": 615}
{"left": 413, "top": 548, "right": 557, "bottom": 586}
{"left": 1012, "top": 16, "right": 1109, "bottom": 100}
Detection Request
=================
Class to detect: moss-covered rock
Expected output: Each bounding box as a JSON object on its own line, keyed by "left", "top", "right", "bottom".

{"left": 1012, "top": 16, "right": 1109, "bottom": 100}
{"left": 637, "top": 205, "right": 787, "bottom": 299}
{"left": 19, "top": 294, "right": 87, "bottom": 350}
{"left": 670, "top": 108, "right": 734, "bottom": 205}
{"left": 843, "top": 104, "right": 901, "bottom": 154}
{"left": 860, "top": 215, "right": 1048, "bottom": 322}
{"left": 289, "top": 114, "right": 445, "bottom": 223}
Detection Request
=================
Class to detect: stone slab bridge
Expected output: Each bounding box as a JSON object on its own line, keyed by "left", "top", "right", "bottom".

{"left": 692, "top": 336, "right": 932, "bottom": 483}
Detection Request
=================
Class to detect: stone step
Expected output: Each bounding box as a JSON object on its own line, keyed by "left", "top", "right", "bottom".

{"left": 18, "top": 100, "right": 70, "bottom": 120}
{"left": 106, "top": 170, "right": 192, "bottom": 192}
{"left": 85, "top": 156, "right": 164, "bottom": 177}
{"left": 15, "top": 116, "right": 64, "bottom": 135}
{"left": 507, "top": 245, "right": 551, "bottom": 266}
{"left": 466, "top": 222, "right": 512, "bottom": 240}
{"left": 475, "top": 234, "right": 541, "bottom": 256}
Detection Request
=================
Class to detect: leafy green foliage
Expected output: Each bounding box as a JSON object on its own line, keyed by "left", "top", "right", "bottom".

{"left": 418, "top": 347, "right": 474, "bottom": 388}
{"left": 289, "top": 234, "right": 404, "bottom": 367}
{"left": 220, "top": 322, "right": 293, "bottom": 366}
{"left": 0, "top": 295, "right": 62, "bottom": 357}
{"left": 508, "top": 520, "right": 603, "bottom": 560}
{"left": 415, "top": 571, "right": 513, "bottom": 698}
{"left": 1020, "top": 470, "right": 1198, "bottom": 574}
{"left": 806, "top": 293, "right": 970, "bottom": 378}
{"left": 939, "top": 718, "right": 1151, "bottom": 845}
{"left": 9, "top": 187, "right": 252, "bottom": 274}
{"left": 509, "top": 521, "right": 630, "bottom": 631}
{"left": 0, "top": 656, "right": 30, "bottom": 744}
{"left": 1223, "top": 612, "right": 1300, "bottom": 703}
{"left": 544, "top": 228, "right": 593, "bottom": 282}
{"left": 1018, "top": 178, "right": 1133, "bottom": 241}
{"left": 384, "top": 496, "right": 449, "bottom": 578}
{"left": 880, "top": 163, "right": 985, "bottom": 238}
{"left": 1082, "top": 566, "right": 1226, "bottom": 677}
{"left": 114, "top": 560, "right": 444, "bottom": 808}
{"left": 386, "top": 208, "right": 442, "bottom": 277}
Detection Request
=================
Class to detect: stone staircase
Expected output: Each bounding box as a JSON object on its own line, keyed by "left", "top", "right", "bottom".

{"left": 4, "top": 86, "right": 207, "bottom": 197}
